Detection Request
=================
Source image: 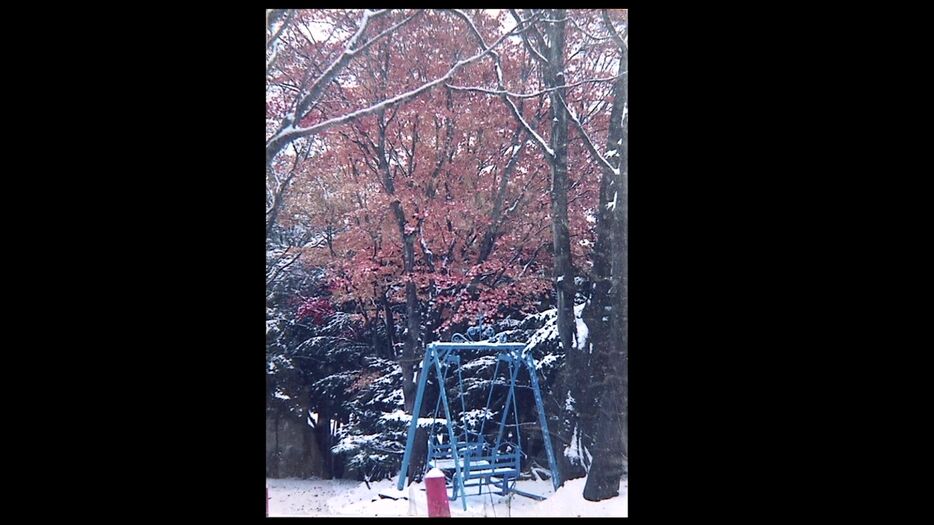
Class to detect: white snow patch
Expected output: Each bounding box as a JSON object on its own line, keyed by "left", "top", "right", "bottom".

{"left": 523, "top": 308, "right": 558, "bottom": 355}
{"left": 537, "top": 354, "right": 559, "bottom": 369}
{"left": 425, "top": 468, "right": 446, "bottom": 479}
{"left": 381, "top": 409, "right": 447, "bottom": 427}
{"left": 564, "top": 426, "right": 581, "bottom": 462}
{"left": 606, "top": 191, "right": 618, "bottom": 211}
{"left": 267, "top": 476, "right": 627, "bottom": 517}
{"left": 574, "top": 303, "right": 589, "bottom": 351}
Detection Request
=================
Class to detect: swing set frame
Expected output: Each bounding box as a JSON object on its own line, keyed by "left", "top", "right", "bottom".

{"left": 395, "top": 324, "right": 561, "bottom": 511}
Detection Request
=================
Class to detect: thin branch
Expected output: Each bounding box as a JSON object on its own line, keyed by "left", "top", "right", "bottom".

{"left": 500, "top": 95, "right": 554, "bottom": 159}
{"left": 266, "top": 250, "right": 303, "bottom": 287}
{"left": 509, "top": 9, "right": 549, "bottom": 64}
{"left": 446, "top": 9, "right": 554, "bottom": 159}
{"left": 567, "top": 13, "right": 614, "bottom": 42}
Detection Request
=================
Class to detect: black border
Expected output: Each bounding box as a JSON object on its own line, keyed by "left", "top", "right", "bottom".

{"left": 21, "top": 4, "right": 929, "bottom": 520}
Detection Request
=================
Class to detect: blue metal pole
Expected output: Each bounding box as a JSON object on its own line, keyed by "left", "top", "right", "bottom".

{"left": 427, "top": 360, "right": 453, "bottom": 469}
{"left": 511, "top": 354, "right": 522, "bottom": 489}
{"left": 476, "top": 359, "right": 501, "bottom": 441}
{"left": 397, "top": 345, "right": 435, "bottom": 491}
{"left": 433, "top": 357, "right": 468, "bottom": 511}
{"left": 455, "top": 359, "right": 468, "bottom": 441}
{"left": 493, "top": 357, "right": 521, "bottom": 455}
{"left": 525, "top": 354, "right": 561, "bottom": 491}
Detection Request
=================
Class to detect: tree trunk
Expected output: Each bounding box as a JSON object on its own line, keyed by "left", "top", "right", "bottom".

{"left": 383, "top": 296, "right": 396, "bottom": 358}
{"left": 541, "top": 9, "right": 587, "bottom": 484}
{"left": 546, "top": 9, "right": 576, "bottom": 357}
{"left": 302, "top": 410, "right": 327, "bottom": 478}
{"left": 315, "top": 406, "right": 334, "bottom": 479}
{"left": 396, "top": 210, "right": 426, "bottom": 484}
{"left": 584, "top": 28, "right": 628, "bottom": 500}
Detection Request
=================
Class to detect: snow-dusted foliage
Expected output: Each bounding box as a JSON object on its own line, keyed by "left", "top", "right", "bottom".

{"left": 330, "top": 358, "right": 408, "bottom": 482}
{"left": 517, "top": 302, "right": 594, "bottom": 475}
{"left": 268, "top": 230, "right": 590, "bottom": 482}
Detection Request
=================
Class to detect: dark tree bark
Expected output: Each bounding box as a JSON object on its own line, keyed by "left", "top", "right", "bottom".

{"left": 383, "top": 295, "right": 396, "bottom": 356}
{"left": 315, "top": 405, "right": 334, "bottom": 479}
{"left": 584, "top": 13, "right": 628, "bottom": 499}
{"left": 396, "top": 203, "right": 427, "bottom": 483}
{"left": 534, "top": 8, "right": 590, "bottom": 483}
{"left": 382, "top": 140, "right": 426, "bottom": 484}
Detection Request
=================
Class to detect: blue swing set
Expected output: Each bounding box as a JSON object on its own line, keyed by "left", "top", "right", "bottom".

{"left": 396, "top": 319, "right": 561, "bottom": 510}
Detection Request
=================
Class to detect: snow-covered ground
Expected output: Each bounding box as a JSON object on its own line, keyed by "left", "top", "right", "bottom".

{"left": 267, "top": 476, "right": 627, "bottom": 517}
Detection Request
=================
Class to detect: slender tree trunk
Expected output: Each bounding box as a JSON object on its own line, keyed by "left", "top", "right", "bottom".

{"left": 383, "top": 296, "right": 396, "bottom": 357}
{"left": 395, "top": 202, "right": 427, "bottom": 483}
{"left": 374, "top": 80, "right": 426, "bottom": 482}
{"left": 580, "top": 32, "right": 628, "bottom": 477}
{"left": 478, "top": 125, "right": 524, "bottom": 263}
{"left": 271, "top": 411, "right": 280, "bottom": 478}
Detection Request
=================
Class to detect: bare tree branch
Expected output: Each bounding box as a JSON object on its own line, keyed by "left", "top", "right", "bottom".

{"left": 266, "top": 250, "right": 303, "bottom": 287}
{"left": 509, "top": 9, "right": 549, "bottom": 64}
{"left": 266, "top": 14, "right": 535, "bottom": 164}
{"left": 567, "top": 12, "right": 614, "bottom": 42}
{"left": 446, "top": 9, "right": 555, "bottom": 159}
{"left": 601, "top": 9, "right": 628, "bottom": 51}
{"left": 290, "top": 10, "right": 410, "bottom": 127}
{"left": 266, "top": 140, "right": 313, "bottom": 236}
{"left": 446, "top": 75, "right": 620, "bottom": 99}
{"left": 555, "top": 92, "right": 618, "bottom": 175}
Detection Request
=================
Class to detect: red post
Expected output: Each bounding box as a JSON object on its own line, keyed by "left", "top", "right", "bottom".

{"left": 424, "top": 468, "right": 451, "bottom": 517}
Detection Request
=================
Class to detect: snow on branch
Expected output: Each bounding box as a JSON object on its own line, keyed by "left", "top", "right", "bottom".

{"left": 266, "top": 10, "right": 296, "bottom": 74}
{"left": 267, "top": 9, "right": 295, "bottom": 50}
{"left": 501, "top": 95, "right": 554, "bottom": 158}
{"left": 290, "top": 9, "right": 400, "bottom": 124}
